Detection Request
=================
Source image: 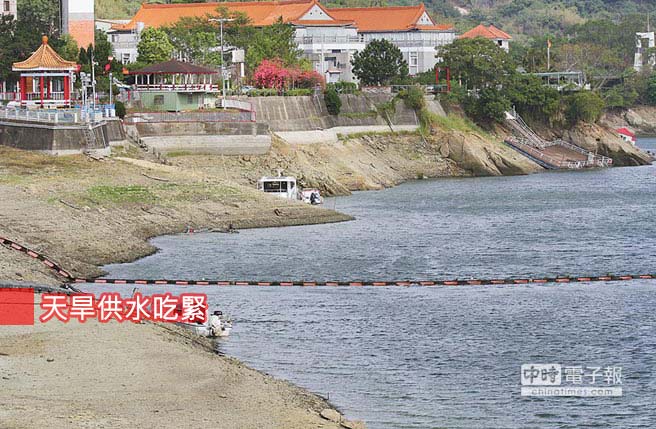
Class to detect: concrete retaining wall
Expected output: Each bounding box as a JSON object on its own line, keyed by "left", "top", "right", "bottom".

{"left": 135, "top": 121, "right": 267, "bottom": 137}
{"left": 251, "top": 94, "right": 418, "bottom": 132}
{"left": 104, "top": 118, "right": 126, "bottom": 142}
{"left": 0, "top": 119, "right": 110, "bottom": 155}
{"left": 141, "top": 135, "right": 271, "bottom": 155}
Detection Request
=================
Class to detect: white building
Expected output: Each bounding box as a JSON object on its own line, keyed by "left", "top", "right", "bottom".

{"left": 107, "top": 0, "right": 456, "bottom": 82}
{"left": 1, "top": 0, "right": 16, "bottom": 18}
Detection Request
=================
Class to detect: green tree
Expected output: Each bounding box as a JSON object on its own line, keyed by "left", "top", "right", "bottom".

{"left": 463, "top": 87, "right": 511, "bottom": 124}
{"left": 437, "top": 37, "right": 516, "bottom": 90}
{"left": 137, "top": 27, "right": 174, "bottom": 64}
{"left": 647, "top": 74, "right": 656, "bottom": 105}
{"left": 565, "top": 91, "right": 605, "bottom": 124}
{"left": 351, "top": 39, "right": 408, "bottom": 86}
{"left": 244, "top": 19, "right": 301, "bottom": 72}
{"left": 17, "top": 0, "right": 60, "bottom": 38}
{"left": 324, "top": 86, "right": 341, "bottom": 115}
{"left": 164, "top": 7, "right": 252, "bottom": 67}
{"left": 53, "top": 34, "right": 79, "bottom": 62}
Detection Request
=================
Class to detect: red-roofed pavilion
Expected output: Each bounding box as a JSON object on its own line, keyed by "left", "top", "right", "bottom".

{"left": 12, "top": 36, "right": 79, "bottom": 108}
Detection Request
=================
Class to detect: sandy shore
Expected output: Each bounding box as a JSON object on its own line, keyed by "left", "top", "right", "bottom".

{"left": 0, "top": 145, "right": 357, "bottom": 428}
{"left": 0, "top": 293, "right": 345, "bottom": 429}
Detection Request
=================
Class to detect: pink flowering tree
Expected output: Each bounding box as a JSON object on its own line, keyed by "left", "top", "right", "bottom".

{"left": 252, "top": 58, "right": 324, "bottom": 91}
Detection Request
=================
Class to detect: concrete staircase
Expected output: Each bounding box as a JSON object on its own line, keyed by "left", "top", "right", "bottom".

{"left": 504, "top": 110, "right": 612, "bottom": 169}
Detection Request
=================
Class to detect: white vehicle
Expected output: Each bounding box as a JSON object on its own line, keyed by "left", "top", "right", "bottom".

{"left": 176, "top": 310, "right": 232, "bottom": 338}
{"left": 301, "top": 189, "right": 323, "bottom": 205}
{"left": 257, "top": 175, "right": 299, "bottom": 200}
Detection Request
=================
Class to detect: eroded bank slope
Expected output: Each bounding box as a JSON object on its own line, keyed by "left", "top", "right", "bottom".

{"left": 0, "top": 146, "right": 351, "bottom": 282}
{"left": 169, "top": 124, "right": 541, "bottom": 197}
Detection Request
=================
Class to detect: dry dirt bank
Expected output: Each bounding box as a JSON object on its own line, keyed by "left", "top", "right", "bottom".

{"left": 0, "top": 145, "right": 351, "bottom": 282}
{"left": 167, "top": 126, "right": 541, "bottom": 197}
{"left": 0, "top": 296, "right": 349, "bottom": 429}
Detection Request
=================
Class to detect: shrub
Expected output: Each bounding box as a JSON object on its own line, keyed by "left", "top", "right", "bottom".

{"left": 324, "top": 87, "right": 341, "bottom": 115}
{"left": 285, "top": 88, "right": 312, "bottom": 96}
{"left": 565, "top": 91, "right": 605, "bottom": 124}
{"left": 250, "top": 88, "right": 279, "bottom": 97}
{"left": 399, "top": 86, "right": 426, "bottom": 111}
{"left": 328, "top": 82, "right": 359, "bottom": 94}
{"left": 114, "top": 100, "right": 126, "bottom": 119}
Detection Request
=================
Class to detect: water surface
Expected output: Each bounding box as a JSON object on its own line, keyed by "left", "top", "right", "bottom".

{"left": 95, "top": 138, "right": 656, "bottom": 428}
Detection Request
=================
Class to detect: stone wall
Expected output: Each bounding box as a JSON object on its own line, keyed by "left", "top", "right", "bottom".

{"left": 251, "top": 94, "right": 418, "bottom": 132}
{"left": 0, "top": 119, "right": 110, "bottom": 155}
{"left": 135, "top": 121, "right": 268, "bottom": 137}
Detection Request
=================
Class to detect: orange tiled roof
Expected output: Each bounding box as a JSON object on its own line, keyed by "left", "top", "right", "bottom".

{"left": 12, "top": 36, "right": 78, "bottom": 71}
{"left": 112, "top": 0, "right": 331, "bottom": 31}
{"left": 328, "top": 4, "right": 452, "bottom": 32}
{"left": 460, "top": 24, "right": 512, "bottom": 40}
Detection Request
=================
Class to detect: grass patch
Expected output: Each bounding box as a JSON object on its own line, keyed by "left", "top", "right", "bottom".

{"left": 337, "top": 130, "right": 419, "bottom": 141}
{"left": 420, "top": 110, "right": 488, "bottom": 136}
{"left": 165, "top": 150, "right": 194, "bottom": 158}
{"left": 87, "top": 185, "right": 156, "bottom": 204}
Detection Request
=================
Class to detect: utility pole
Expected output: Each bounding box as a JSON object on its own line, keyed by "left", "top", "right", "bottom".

{"left": 209, "top": 17, "right": 235, "bottom": 109}
{"left": 90, "top": 50, "right": 97, "bottom": 112}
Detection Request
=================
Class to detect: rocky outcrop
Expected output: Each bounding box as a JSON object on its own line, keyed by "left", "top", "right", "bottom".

{"left": 563, "top": 122, "right": 653, "bottom": 166}
{"left": 601, "top": 106, "right": 656, "bottom": 135}
{"left": 431, "top": 129, "right": 542, "bottom": 176}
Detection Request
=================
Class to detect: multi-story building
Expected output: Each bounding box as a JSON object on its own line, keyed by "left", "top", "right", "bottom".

{"left": 1, "top": 0, "right": 16, "bottom": 19}
{"left": 329, "top": 4, "right": 455, "bottom": 76}
{"left": 107, "top": 0, "right": 456, "bottom": 83}
{"left": 61, "top": 0, "right": 95, "bottom": 48}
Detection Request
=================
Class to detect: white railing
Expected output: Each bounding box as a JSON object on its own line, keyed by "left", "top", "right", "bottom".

{"left": 0, "top": 92, "right": 17, "bottom": 101}
{"left": 24, "top": 92, "right": 67, "bottom": 101}
{"left": 294, "top": 36, "right": 363, "bottom": 45}
{"left": 134, "top": 84, "right": 220, "bottom": 92}
{"left": 0, "top": 105, "right": 116, "bottom": 124}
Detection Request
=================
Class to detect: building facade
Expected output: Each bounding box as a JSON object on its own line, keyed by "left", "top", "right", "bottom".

{"left": 1, "top": 0, "right": 16, "bottom": 19}
{"left": 61, "top": 0, "right": 95, "bottom": 48}
{"left": 107, "top": 0, "right": 456, "bottom": 83}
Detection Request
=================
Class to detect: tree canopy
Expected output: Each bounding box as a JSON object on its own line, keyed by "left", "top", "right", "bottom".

{"left": 137, "top": 27, "right": 175, "bottom": 64}
{"left": 351, "top": 39, "right": 408, "bottom": 86}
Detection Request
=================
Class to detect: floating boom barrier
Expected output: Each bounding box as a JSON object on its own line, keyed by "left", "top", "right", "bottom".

{"left": 2, "top": 236, "right": 654, "bottom": 288}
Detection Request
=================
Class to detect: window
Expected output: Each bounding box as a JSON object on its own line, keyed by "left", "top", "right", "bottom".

{"left": 409, "top": 52, "right": 418, "bottom": 67}
{"left": 3, "top": 1, "right": 9, "bottom": 12}
{"left": 187, "top": 94, "right": 194, "bottom": 104}
{"left": 111, "top": 34, "right": 119, "bottom": 42}
{"left": 154, "top": 95, "right": 164, "bottom": 105}
{"left": 122, "top": 53, "right": 130, "bottom": 63}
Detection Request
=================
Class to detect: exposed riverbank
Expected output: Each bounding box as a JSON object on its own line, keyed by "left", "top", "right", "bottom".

{"left": 0, "top": 292, "right": 348, "bottom": 429}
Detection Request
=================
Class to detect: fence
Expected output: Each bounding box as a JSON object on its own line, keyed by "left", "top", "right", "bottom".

{"left": 0, "top": 105, "right": 116, "bottom": 124}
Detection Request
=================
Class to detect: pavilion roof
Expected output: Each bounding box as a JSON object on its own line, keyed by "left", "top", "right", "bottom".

{"left": 128, "top": 60, "right": 219, "bottom": 75}
{"left": 12, "top": 36, "right": 78, "bottom": 72}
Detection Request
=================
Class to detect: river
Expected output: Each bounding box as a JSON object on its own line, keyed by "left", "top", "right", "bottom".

{"left": 92, "top": 138, "right": 656, "bottom": 428}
